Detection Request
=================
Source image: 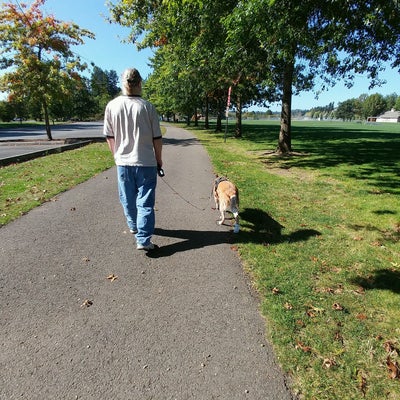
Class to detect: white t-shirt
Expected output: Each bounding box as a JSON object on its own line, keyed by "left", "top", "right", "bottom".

{"left": 103, "top": 95, "right": 162, "bottom": 166}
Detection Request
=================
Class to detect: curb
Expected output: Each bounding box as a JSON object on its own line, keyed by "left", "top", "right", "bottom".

{"left": 0, "top": 137, "right": 105, "bottom": 167}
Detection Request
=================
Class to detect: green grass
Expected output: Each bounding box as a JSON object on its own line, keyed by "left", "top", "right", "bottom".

{"left": 188, "top": 119, "right": 400, "bottom": 400}
{"left": 0, "top": 120, "right": 47, "bottom": 129}
{"left": 0, "top": 143, "right": 114, "bottom": 226}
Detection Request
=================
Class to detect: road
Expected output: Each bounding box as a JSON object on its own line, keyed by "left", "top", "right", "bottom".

{"left": 0, "top": 122, "right": 104, "bottom": 163}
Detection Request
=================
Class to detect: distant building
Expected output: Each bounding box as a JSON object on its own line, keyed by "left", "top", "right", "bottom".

{"left": 375, "top": 109, "right": 400, "bottom": 123}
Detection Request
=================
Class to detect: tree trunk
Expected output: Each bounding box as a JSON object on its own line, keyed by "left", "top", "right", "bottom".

{"left": 278, "top": 61, "right": 294, "bottom": 153}
{"left": 235, "top": 96, "right": 242, "bottom": 138}
{"left": 216, "top": 111, "right": 222, "bottom": 132}
{"left": 204, "top": 96, "right": 209, "bottom": 129}
{"left": 43, "top": 98, "right": 53, "bottom": 140}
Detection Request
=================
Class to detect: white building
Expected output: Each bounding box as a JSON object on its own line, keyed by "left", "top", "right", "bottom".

{"left": 376, "top": 109, "right": 400, "bottom": 123}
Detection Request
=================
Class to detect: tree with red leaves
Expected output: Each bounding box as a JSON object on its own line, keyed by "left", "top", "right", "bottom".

{"left": 0, "top": 0, "right": 94, "bottom": 139}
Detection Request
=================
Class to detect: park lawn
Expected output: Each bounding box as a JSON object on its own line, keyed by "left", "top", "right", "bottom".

{"left": 189, "top": 119, "right": 400, "bottom": 400}
{"left": 0, "top": 142, "right": 114, "bottom": 226}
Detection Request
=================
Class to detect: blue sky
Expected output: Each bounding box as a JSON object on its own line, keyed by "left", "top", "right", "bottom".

{"left": 4, "top": 0, "right": 400, "bottom": 111}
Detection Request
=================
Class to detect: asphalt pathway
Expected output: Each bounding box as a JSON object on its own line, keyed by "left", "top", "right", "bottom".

{"left": 0, "top": 125, "right": 293, "bottom": 400}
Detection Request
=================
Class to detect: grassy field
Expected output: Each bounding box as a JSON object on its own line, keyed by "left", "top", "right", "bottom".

{"left": 0, "top": 142, "right": 114, "bottom": 226}
{"left": 1, "top": 119, "right": 399, "bottom": 398}
{"left": 188, "top": 119, "right": 400, "bottom": 399}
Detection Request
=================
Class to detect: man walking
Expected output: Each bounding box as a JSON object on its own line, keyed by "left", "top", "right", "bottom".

{"left": 103, "top": 68, "right": 163, "bottom": 251}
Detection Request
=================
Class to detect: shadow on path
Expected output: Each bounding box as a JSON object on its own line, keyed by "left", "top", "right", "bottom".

{"left": 149, "top": 227, "right": 232, "bottom": 258}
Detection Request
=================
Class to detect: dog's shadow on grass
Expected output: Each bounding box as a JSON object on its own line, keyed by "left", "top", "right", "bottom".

{"left": 351, "top": 269, "right": 400, "bottom": 294}
{"left": 149, "top": 207, "right": 320, "bottom": 258}
{"left": 237, "top": 208, "right": 321, "bottom": 245}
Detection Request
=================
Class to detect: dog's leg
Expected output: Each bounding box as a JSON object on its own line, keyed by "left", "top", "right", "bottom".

{"left": 218, "top": 209, "right": 225, "bottom": 225}
{"left": 231, "top": 195, "right": 240, "bottom": 233}
{"left": 232, "top": 211, "right": 239, "bottom": 232}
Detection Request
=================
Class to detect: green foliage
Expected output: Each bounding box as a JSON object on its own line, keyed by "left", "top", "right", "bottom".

{"left": 0, "top": 100, "right": 13, "bottom": 121}
{"left": 362, "top": 93, "right": 388, "bottom": 119}
{"left": 335, "top": 99, "right": 362, "bottom": 121}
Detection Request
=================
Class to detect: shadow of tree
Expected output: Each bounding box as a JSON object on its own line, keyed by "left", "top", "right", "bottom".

{"left": 351, "top": 269, "right": 400, "bottom": 294}
{"left": 163, "top": 136, "right": 202, "bottom": 147}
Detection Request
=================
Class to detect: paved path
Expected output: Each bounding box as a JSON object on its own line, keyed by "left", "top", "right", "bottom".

{"left": 0, "top": 125, "right": 293, "bottom": 400}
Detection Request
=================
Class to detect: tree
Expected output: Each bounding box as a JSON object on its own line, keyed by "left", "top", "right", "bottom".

{"left": 71, "top": 77, "right": 98, "bottom": 120}
{"left": 107, "top": 0, "right": 243, "bottom": 131}
{"left": 384, "top": 93, "right": 399, "bottom": 111}
{"left": 395, "top": 97, "right": 400, "bottom": 111}
{"left": 90, "top": 66, "right": 121, "bottom": 115}
{"left": 362, "top": 93, "right": 387, "bottom": 119}
{"left": 224, "top": 0, "right": 400, "bottom": 153}
{"left": 335, "top": 99, "right": 360, "bottom": 121}
{"left": 0, "top": 100, "right": 13, "bottom": 121}
{"left": 0, "top": 0, "right": 94, "bottom": 139}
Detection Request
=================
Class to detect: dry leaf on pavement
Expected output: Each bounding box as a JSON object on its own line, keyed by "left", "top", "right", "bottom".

{"left": 107, "top": 274, "right": 118, "bottom": 282}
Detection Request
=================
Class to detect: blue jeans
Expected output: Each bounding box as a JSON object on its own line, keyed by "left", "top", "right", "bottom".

{"left": 117, "top": 165, "right": 157, "bottom": 246}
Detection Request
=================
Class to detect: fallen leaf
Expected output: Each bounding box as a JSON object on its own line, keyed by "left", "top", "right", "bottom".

{"left": 82, "top": 257, "right": 90, "bottom": 263}
{"left": 358, "top": 372, "right": 367, "bottom": 397}
{"left": 356, "top": 313, "right": 367, "bottom": 320}
{"left": 272, "top": 287, "right": 280, "bottom": 295}
{"left": 386, "top": 356, "right": 400, "bottom": 379}
{"left": 308, "top": 305, "right": 325, "bottom": 314}
{"left": 332, "top": 303, "right": 344, "bottom": 311}
{"left": 323, "top": 358, "right": 336, "bottom": 369}
{"left": 306, "top": 310, "right": 316, "bottom": 318}
{"left": 284, "top": 302, "right": 293, "bottom": 310}
{"left": 295, "top": 341, "right": 312, "bottom": 353}
{"left": 81, "top": 299, "right": 93, "bottom": 308}
{"left": 390, "top": 262, "right": 399, "bottom": 268}
{"left": 334, "top": 331, "right": 344, "bottom": 344}
{"left": 384, "top": 341, "right": 399, "bottom": 356}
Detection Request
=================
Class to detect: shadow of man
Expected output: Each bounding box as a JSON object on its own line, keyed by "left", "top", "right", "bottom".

{"left": 148, "top": 227, "right": 232, "bottom": 258}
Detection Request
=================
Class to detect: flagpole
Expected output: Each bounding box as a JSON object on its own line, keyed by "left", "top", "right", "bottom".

{"left": 224, "top": 86, "right": 232, "bottom": 143}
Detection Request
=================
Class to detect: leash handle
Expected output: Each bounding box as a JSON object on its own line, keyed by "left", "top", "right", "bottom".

{"left": 157, "top": 164, "right": 165, "bottom": 177}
